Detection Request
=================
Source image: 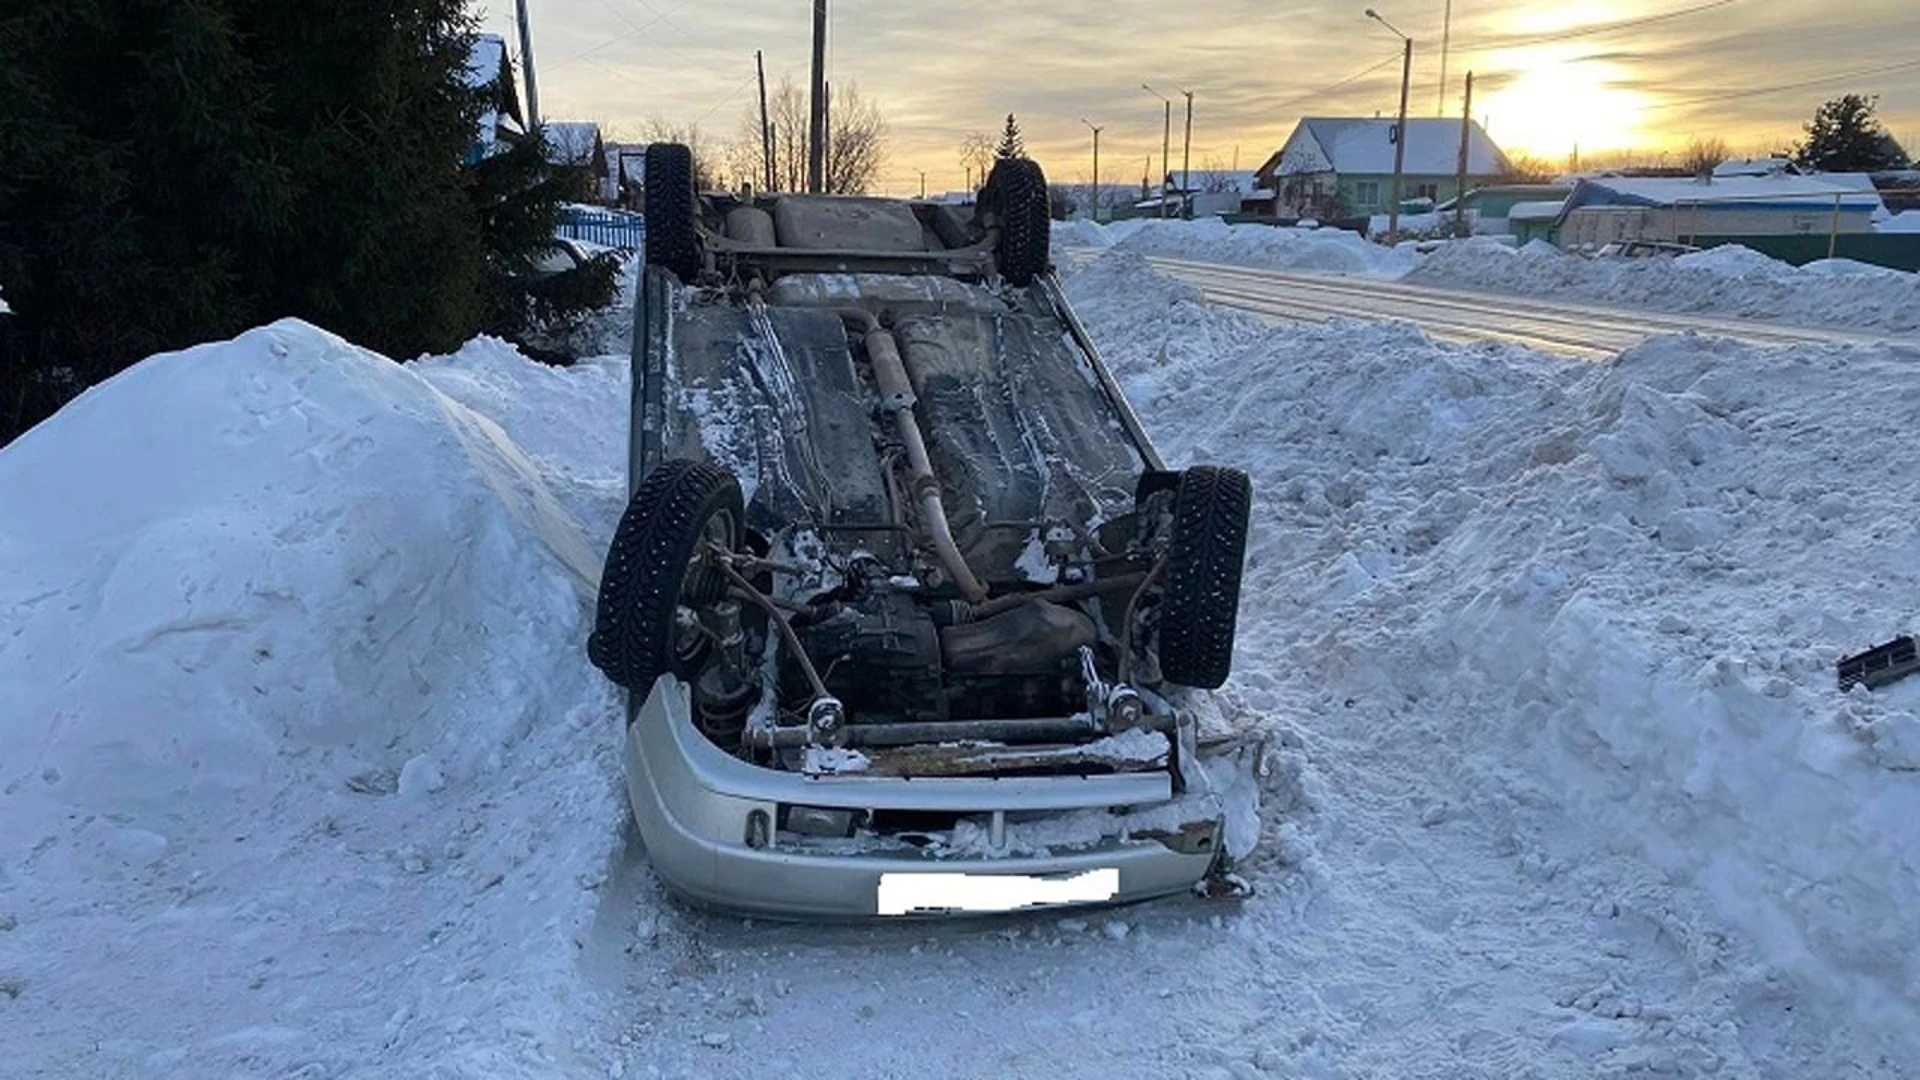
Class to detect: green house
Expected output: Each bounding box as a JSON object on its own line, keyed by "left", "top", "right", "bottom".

{"left": 1255, "top": 117, "right": 1513, "bottom": 219}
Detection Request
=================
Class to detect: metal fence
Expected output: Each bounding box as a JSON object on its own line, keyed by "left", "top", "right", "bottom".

{"left": 557, "top": 207, "right": 644, "bottom": 251}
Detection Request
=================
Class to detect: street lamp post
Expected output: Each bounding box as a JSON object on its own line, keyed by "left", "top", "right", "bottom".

{"left": 1081, "top": 118, "right": 1103, "bottom": 223}
{"left": 1142, "top": 83, "right": 1172, "bottom": 218}
{"left": 1178, "top": 88, "right": 1194, "bottom": 219}
{"left": 1366, "top": 8, "right": 1413, "bottom": 242}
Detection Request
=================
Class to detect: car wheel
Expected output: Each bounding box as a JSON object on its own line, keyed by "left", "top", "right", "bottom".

{"left": 589, "top": 459, "right": 744, "bottom": 693}
{"left": 644, "top": 143, "right": 701, "bottom": 283}
{"left": 1158, "top": 465, "right": 1252, "bottom": 689}
{"left": 985, "top": 156, "right": 1051, "bottom": 286}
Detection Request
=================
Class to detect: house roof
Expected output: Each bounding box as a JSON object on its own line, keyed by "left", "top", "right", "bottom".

{"left": 542, "top": 122, "right": 602, "bottom": 166}
{"left": 1506, "top": 200, "right": 1567, "bottom": 221}
{"left": 1712, "top": 157, "right": 1795, "bottom": 178}
{"left": 614, "top": 149, "right": 647, "bottom": 185}
{"left": 1167, "top": 169, "right": 1262, "bottom": 193}
{"left": 1269, "top": 117, "right": 1512, "bottom": 178}
{"left": 1558, "top": 173, "right": 1886, "bottom": 222}
{"left": 462, "top": 34, "right": 522, "bottom": 157}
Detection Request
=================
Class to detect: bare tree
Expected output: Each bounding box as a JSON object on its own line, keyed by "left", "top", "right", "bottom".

{"left": 737, "top": 74, "right": 888, "bottom": 194}
{"left": 958, "top": 132, "right": 993, "bottom": 189}
{"left": 1682, "top": 135, "right": 1729, "bottom": 176}
{"left": 1501, "top": 152, "right": 1558, "bottom": 182}
{"left": 1196, "top": 156, "right": 1234, "bottom": 193}
{"left": 823, "top": 82, "right": 886, "bottom": 194}
{"left": 639, "top": 118, "right": 735, "bottom": 189}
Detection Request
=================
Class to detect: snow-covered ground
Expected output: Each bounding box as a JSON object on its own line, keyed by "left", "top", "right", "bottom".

{"left": 1059, "top": 219, "right": 1920, "bottom": 334}
{"left": 6, "top": 248, "right": 1919, "bottom": 1078}
{"left": 1062, "top": 251, "right": 1920, "bottom": 1074}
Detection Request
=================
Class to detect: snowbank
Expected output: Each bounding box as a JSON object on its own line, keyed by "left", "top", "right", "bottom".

{"left": 1063, "top": 249, "right": 1920, "bottom": 1070}
{"left": 1086, "top": 217, "right": 1418, "bottom": 277}
{"left": 1408, "top": 236, "right": 1920, "bottom": 332}
{"left": 1063, "top": 220, "right": 1920, "bottom": 334}
{"left": 1, "top": 319, "right": 627, "bottom": 1077}
{"left": 1877, "top": 210, "right": 1920, "bottom": 233}
{"left": 1050, "top": 218, "right": 1114, "bottom": 249}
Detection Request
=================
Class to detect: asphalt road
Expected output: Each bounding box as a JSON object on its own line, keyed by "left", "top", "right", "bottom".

{"left": 1125, "top": 254, "right": 1920, "bottom": 359}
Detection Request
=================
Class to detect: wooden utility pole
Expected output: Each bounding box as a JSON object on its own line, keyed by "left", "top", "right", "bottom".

{"left": 1082, "top": 118, "right": 1103, "bottom": 222}
{"left": 1454, "top": 71, "right": 1473, "bottom": 238}
{"left": 1180, "top": 89, "right": 1193, "bottom": 220}
{"left": 515, "top": 0, "right": 540, "bottom": 128}
{"left": 807, "top": 0, "right": 827, "bottom": 193}
{"left": 757, "top": 50, "right": 774, "bottom": 191}
{"left": 1388, "top": 35, "right": 1411, "bottom": 240}
{"left": 822, "top": 81, "right": 832, "bottom": 193}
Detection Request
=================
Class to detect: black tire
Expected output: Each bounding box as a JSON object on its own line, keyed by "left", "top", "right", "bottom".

{"left": 985, "top": 157, "right": 1051, "bottom": 286}
{"left": 588, "top": 460, "right": 744, "bottom": 692}
{"left": 1158, "top": 465, "right": 1252, "bottom": 689}
{"left": 644, "top": 143, "right": 701, "bottom": 283}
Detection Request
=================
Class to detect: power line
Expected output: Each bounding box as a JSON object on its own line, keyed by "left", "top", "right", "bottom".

{"left": 570, "top": 0, "right": 696, "bottom": 61}
{"left": 1269, "top": 53, "right": 1403, "bottom": 114}
{"left": 1451, "top": 0, "right": 1740, "bottom": 53}
{"left": 692, "top": 71, "right": 759, "bottom": 127}
{"left": 1650, "top": 55, "right": 1920, "bottom": 110}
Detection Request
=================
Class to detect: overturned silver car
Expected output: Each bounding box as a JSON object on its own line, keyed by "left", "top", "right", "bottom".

{"left": 588, "top": 144, "right": 1254, "bottom": 918}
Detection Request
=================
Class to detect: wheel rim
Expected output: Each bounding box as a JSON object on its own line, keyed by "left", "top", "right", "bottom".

{"left": 670, "top": 507, "right": 738, "bottom": 665}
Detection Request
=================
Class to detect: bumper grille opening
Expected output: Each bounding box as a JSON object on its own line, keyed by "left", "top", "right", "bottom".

{"left": 866, "top": 808, "right": 963, "bottom": 837}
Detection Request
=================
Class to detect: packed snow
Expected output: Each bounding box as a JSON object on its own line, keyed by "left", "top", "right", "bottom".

{"left": 1073, "top": 216, "right": 1418, "bottom": 277}
{"left": 1405, "top": 237, "right": 1920, "bottom": 333}
{"left": 1057, "top": 219, "right": 1920, "bottom": 334}
{"left": 6, "top": 240, "right": 1919, "bottom": 1078}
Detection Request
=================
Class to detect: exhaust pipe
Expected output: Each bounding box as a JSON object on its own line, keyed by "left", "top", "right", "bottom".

{"left": 862, "top": 324, "right": 990, "bottom": 603}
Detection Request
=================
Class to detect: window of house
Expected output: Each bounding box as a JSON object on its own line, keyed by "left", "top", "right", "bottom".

{"left": 1355, "top": 181, "right": 1380, "bottom": 206}
{"left": 1414, "top": 182, "right": 1439, "bottom": 201}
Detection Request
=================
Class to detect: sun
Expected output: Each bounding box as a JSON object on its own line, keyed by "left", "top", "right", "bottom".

{"left": 1478, "top": 47, "right": 1652, "bottom": 160}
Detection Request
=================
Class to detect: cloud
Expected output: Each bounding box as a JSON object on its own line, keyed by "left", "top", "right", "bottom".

{"left": 490, "top": 0, "right": 1919, "bottom": 189}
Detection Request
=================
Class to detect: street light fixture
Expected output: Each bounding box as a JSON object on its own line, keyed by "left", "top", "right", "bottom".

{"left": 1081, "top": 118, "right": 1103, "bottom": 222}
{"left": 1142, "top": 83, "right": 1172, "bottom": 218}
{"left": 1365, "top": 8, "right": 1414, "bottom": 242}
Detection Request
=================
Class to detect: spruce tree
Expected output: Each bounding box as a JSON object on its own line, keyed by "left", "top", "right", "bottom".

{"left": 0, "top": 2, "right": 589, "bottom": 443}
{"left": 1793, "top": 94, "right": 1910, "bottom": 172}
{"left": 468, "top": 129, "right": 619, "bottom": 344}
{"left": 996, "top": 114, "right": 1025, "bottom": 160}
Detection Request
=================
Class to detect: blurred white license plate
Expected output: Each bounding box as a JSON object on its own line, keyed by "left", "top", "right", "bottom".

{"left": 877, "top": 867, "right": 1119, "bottom": 915}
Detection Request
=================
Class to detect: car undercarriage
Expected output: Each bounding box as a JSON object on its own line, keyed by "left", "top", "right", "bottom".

{"left": 588, "top": 145, "right": 1255, "bottom": 917}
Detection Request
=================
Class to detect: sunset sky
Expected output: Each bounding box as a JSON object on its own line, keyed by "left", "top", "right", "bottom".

{"left": 481, "top": 0, "right": 1920, "bottom": 194}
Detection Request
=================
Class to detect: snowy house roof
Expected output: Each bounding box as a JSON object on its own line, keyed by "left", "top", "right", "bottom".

{"left": 1712, "top": 157, "right": 1796, "bottom": 178}
{"left": 1265, "top": 117, "right": 1512, "bottom": 178}
{"left": 1506, "top": 200, "right": 1566, "bottom": 222}
{"left": 461, "top": 34, "right": 523, "bottom": 160}
{"left": 1558, "top": 173, "right": 1886, "bottom": 223}
{"left": 1877, "top": 209, "right": 1920, "bottom": 233}
{"left": 1167, "top": 169, "right": 1261, "bottom": 194}
{"left": 542, "top": 122, "right": 603, "bottom": 167}
{"left": 614, "top": 149, "right": 647, "bottom": 186}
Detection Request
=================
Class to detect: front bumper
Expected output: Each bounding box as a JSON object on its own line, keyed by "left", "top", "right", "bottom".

{"left": 623, "top": 677, "right": 1223, "bottom": 919}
